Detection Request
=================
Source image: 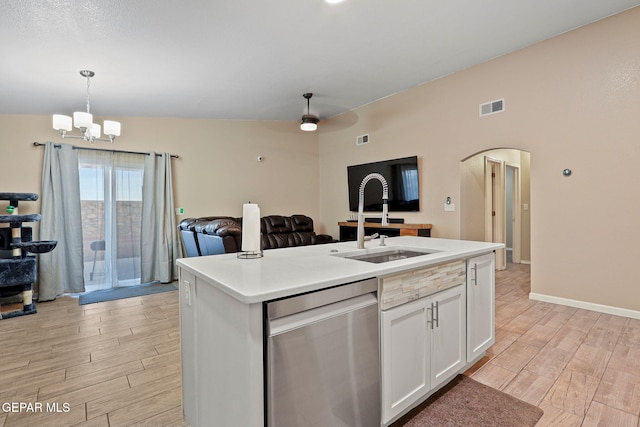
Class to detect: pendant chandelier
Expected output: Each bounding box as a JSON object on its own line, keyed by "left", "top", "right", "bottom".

{"left": 52, "top": 70, "right": 121, "bottom": 143}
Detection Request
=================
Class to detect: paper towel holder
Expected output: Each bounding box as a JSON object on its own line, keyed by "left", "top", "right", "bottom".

{"left": 237, "top": 201, "right": 264, "bottom": 259}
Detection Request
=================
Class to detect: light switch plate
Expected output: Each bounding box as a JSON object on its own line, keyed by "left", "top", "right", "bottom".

{"left": 444, "top": 203, "right": 455, "bottom": 212}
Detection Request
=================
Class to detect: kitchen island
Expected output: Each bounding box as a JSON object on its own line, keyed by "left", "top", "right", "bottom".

{"left": 177, "top": 236, "right": 503, "bottom": 426}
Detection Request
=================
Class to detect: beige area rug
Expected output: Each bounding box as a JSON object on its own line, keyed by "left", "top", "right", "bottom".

{"left": 393, "top": 374, "right": 543, "bottom": 427}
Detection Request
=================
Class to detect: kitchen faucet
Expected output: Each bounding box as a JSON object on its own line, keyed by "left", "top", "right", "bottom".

{"left": 357, "top": 173, "right": 389, "bottom": 249}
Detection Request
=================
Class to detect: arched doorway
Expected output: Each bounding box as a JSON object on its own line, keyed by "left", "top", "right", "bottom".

{"left": 460, "top": 148, "right": 531, "bottom": 270}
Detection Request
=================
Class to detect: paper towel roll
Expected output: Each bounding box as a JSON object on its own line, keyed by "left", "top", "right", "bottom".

{"left": 241, "top": 203, "right": 261, "bottom": 252}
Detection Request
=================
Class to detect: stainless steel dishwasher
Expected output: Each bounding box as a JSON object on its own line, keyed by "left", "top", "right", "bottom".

{"left": 266, "top": 278, "right": 380, "bottom": 427}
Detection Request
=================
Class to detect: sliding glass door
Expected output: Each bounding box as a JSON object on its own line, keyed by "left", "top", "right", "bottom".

{"left": 79, "top": 151, "right": 145, "bottom": 291}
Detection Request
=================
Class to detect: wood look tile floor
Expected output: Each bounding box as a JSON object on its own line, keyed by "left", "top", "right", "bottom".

{"left": 1, "top": 264, "right": 639, "bottom": 426}
{"left": 0, "top": 290, "right": 186, "bottom": 427}
{"left": 469, "top": 263, "right": 640, "bottom": 427}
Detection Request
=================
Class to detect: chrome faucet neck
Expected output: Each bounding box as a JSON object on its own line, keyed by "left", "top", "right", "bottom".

{"left": 356, "top": 173, "right": 389, "bottom": 249}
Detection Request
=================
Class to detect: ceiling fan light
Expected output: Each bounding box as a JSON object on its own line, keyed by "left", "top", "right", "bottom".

{"left": 300, "top": 115, "right": 319, "bottom": 132}
{"left": 300, "top": 122, "right": 318, "bottom": 132}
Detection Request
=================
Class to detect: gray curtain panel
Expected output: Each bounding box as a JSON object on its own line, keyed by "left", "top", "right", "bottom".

{"left": 39, "top": 142, "right": 85, "bottom": 300}
{"left": 141, "top": 152, "right": 182, "bottom": 283}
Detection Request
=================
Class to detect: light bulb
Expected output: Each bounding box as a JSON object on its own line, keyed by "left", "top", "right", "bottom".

{"left": 73, "top": 112, "right": 93, "bottom": 129}
{"left": 104, "top": 120, "right": 121, "bottom": 136}
{"left": 300, "top": 122, "right": 318, "bottom": 131}
{"left": 90, "top": 123, "right": 101, "bottom": 138}
{"left": 53, "top": 114, "right": 72, "bottom": 131}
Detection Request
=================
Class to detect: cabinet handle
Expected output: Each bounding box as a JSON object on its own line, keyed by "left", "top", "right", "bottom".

{"left": 427, "top": 304, "right": 434, "bottom": 329}
{"left": 434, "top": 301, "right": 439, "bottom": 328}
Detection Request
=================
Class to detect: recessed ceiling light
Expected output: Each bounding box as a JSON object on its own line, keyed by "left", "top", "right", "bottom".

{"left": 325, "top": 0, "right": 345, "bottom": 4}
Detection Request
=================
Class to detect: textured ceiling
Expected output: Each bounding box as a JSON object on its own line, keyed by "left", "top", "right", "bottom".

{"left": 1, "top": 0, "right": 639, "bottom": 122}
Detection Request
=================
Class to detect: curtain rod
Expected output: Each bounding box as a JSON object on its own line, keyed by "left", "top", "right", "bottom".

{"left": 32, "top": 142, "right": 179, "bottom": 159}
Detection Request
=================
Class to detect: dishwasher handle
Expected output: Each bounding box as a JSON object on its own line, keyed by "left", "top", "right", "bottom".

{"left": 268, "top": 292, "right": 377, "bottom": 337}
{"left": 266, "top": 277, "right": 377, "bottom": 321}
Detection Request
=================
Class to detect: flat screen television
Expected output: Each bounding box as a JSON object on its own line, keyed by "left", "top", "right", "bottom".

{"left": 347, "top": 156, "right": 420, "bottom": 212}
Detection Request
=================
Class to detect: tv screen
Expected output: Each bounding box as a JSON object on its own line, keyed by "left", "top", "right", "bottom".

{"left": 347, "top": 156, "right": 420, "bottom": 212}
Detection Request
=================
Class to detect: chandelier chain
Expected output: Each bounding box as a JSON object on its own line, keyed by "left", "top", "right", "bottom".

{"left": 86, "top": 73, "right": 91, "bottom": 114}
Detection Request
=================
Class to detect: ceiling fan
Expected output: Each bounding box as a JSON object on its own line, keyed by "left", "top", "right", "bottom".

{"left": 300, "top": 93, "right": 319, "bottom": 132}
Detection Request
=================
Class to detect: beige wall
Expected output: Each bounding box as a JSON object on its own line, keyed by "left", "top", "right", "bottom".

{"left": 0, "top": 115, "right": 321, "bottom": 229}
{"left": 460, "top": 152, "right": 487, "bottom": 242}
{"left": 320, "top": 7, "right": 640, "bottom": 312}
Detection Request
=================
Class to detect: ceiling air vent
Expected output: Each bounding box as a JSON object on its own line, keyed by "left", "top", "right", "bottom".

{"left": 479, "top": 98, "right": 505, "bottom": 117}
{"left": 356, "top": 134, "right": 369, "bottom": 146}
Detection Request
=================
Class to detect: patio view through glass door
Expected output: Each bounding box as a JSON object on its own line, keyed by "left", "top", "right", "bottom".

{"left": 79, "top": 151, "right": 145, "bottom": 292}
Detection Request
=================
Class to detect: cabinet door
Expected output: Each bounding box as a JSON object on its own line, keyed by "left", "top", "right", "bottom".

{"left": 430, "top": 285, "right": 466, "bottom": 389}
{"left": 381, "top": 298, "right": 430, "bottom": 425}
{"left": 467, "top": 252, "right": 496, "bottom": 362}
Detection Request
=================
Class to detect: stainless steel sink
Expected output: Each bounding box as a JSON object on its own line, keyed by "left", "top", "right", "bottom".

{"left": 338, "top": 248, "right": 438, "bottom": 264}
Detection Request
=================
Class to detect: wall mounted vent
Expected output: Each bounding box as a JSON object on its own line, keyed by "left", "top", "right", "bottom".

{"left": 356, "top": 134, "right": 370, "bottom": 146}
{"left": 479, "top": 98, "right": 505, "bottom": 117}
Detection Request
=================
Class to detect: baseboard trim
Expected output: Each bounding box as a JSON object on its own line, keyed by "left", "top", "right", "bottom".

{"left": 520, "top": 260, "right": 531, "bottom": 265}
{"left": 529, "top": 292, "right": 640, "bottom": 320}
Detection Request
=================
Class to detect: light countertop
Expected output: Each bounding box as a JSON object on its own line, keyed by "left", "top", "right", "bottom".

{"left": 176, "top": 236, "right": 504, "bottom": 304}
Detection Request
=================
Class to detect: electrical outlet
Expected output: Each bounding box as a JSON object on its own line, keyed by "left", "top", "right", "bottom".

{"left": 444, "top": 203, "right": 455, "bottom": 212}
{"left": 175, "top": 207, "right": 185, "bottom": 215}
{"left": 184, "top": 280, "right": 192, "bottom": 307}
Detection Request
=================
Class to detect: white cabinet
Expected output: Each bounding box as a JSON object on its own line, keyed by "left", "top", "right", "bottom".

{"left": 381, "top": 285, "right": 466, "bottom": 425}
{"left": 430, "top": 285, "right": 467, "bottom": 389}
{"left": 466, "top": 252, "right": 496, "bottom": 362}
{"left": 381, "top": 297, "right": 429, "bottom": 424}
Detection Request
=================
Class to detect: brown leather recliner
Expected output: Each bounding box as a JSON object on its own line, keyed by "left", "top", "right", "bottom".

{"left": 178, "top": 217, "right": 203, "bottom": 257}
{"left": 194, "top": 217, "right": 242, "bottom": 256}
{"left": 261, "top": 215, "right": 335, "bottom": 250}
{"left": 178, "top": 214, "right": 334, "bottom": 257}
{"left": 179, "top": 216, "right": 241, "bottom": 257}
